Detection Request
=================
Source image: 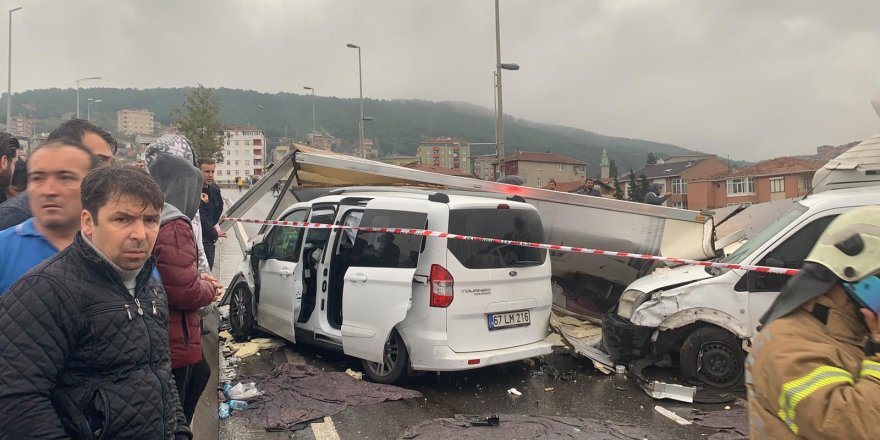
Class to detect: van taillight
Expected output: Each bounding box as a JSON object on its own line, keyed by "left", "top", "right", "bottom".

{"left": 429, "top": 264, "right": 454, "bottom": 308}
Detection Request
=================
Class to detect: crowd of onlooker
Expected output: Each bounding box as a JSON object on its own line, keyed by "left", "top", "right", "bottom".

{"left": 0, "top": 120, "right": 226, "bottom": 439}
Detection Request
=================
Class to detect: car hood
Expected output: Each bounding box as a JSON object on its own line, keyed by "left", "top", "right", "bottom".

{"left": 626, "top": 264, "right": 715, "bottom": 294}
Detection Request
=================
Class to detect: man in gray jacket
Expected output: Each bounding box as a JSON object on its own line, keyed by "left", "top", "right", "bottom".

{"left": 644, "top": 183, "right": 671, "bottom": 205}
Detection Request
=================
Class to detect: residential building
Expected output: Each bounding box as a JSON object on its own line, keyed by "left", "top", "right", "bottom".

{"left": 403, "top": 163, "right": 473, "bottom": 178}
{"left": 417, "top": 137, "right": 471, "bottom": 175}
{"left": 381, "top": 154, "right": 419, "bottom": 167}
{"left": 472, "top": 155, "right": 498, "bottom": 180}
{"left": 117, "top": 109, "right": 155, "bottom": 136}
{"left": 687, "top": 157, "right": 826, "bottom": 210}
{"left": 10, "top": 115, "right": 34, "bottom": 139}
{"left": 503, "top": 151, "right": 586, "bottom": 188}
{"left": 353, "top": 138, "right": 378, "bottom": 158}
{"left": 272, "top": 144, "right": 293, "bottom": 164}
{"left": 215, "top": 126, "right": 267, "bottom": 185}
{"left": 307, "top": 132, "right": 338, "bottom": 151}
{"left": 617, "top": 155, "right": 729, "bottom": 208}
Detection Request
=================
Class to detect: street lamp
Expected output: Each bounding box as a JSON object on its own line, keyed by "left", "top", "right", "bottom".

{"left": 346, "top": 43, "right": 366, "bottom": 158}
{"left": 6, "top": 6, "right": 22, "bottom": 131}
{"left": 303, "top": 86, "right": 317, "bottom": 133}
{"left": 494, "top": 0, "right": 519, "bottom": 178}
{"left": 87, "top": 98, "right": 102, "bottom": 121}
{"left": 75, "top": 76, "right": 101, "bottom": 119}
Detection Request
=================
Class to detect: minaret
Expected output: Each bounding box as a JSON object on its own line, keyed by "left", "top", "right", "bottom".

{"left": 600, "top": 148, "right": 610, "bottom": 180}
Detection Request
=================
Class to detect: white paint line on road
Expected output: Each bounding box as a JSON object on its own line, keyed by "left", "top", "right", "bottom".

{"left": 311, "top": 417, "right": 341, "bottom": 440}
{"left": 654, "top": 406, "right": 692, "bottom": 426}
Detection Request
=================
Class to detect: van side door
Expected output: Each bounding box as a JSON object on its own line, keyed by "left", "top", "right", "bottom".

{"left": 256, "top": 208, "right": 309, "bottom": 342}
{"left": 341, "top": 198, "right": 431, "bottom": 363}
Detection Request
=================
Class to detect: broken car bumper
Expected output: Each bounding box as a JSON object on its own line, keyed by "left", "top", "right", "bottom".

{"left": 601, "top": 314, "right": 654, "bottom": 364}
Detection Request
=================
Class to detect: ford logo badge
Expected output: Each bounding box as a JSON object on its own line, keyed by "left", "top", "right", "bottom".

{"left": 509, "top": 271, "right": 518, "bottom": 277}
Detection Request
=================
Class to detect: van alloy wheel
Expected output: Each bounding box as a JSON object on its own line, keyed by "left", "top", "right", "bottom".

{"left": 362, "top": 330, "right": 409, "bottom": 384}
{"left": 229, "top": 283, "right": 256, "bottom": 341}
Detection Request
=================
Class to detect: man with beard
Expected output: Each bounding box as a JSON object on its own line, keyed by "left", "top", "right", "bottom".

{"left": 0, "top": 119, "right": 115, "bottom": 230}
{"left": 0, "top": 165, "right": 191, "bottom": 439}
{"left": 0, "top": 133, "right": 19, "bottom": 204}
{"left": 0, "top": 139, "right": 98, "bottom": 294}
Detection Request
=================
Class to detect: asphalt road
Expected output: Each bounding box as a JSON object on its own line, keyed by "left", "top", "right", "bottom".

{"left": 214, "top": 187, "right": 748, "bottom": 440}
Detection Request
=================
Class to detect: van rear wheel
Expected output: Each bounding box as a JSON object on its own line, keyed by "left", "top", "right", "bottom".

{"left": 362, "top": 330, "right": 409, "bottom": 384}
{"left": 679, "top": 326, "right": 744, "bottom": 389}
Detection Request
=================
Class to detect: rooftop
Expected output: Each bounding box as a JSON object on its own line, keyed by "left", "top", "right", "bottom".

{"left": 506, "top": 151, "right": 585, "bottom": 166}
{"left": 622, "top": 157, "right": 710, "bottom": 179}
{"left": 693, "top": 157, "right": 826, "bottom": 181}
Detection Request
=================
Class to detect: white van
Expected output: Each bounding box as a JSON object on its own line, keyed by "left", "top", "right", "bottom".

{"left": 602, "top": 186, "right": 880, "bottom": 388}
{"left": 227, "top": 188, "right": 553, "bottom": 383}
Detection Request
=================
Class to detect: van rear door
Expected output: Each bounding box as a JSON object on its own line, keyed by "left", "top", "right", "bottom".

{"left": 444, "top": 206, "right": 552, "bottom": 353}
{"left": 342, "top": 198, "right": 431, "bottom": 363}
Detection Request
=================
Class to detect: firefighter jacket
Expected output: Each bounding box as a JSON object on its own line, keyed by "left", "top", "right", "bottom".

{"left": 746, "top": 295, "right": 880, "bottom": 439}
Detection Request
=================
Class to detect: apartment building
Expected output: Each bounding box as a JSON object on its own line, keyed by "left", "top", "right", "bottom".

{"left": 10, "top": 115, "right": 34, "bottom": 139}
{"left": 215, "top": 126, "right": 267, "bottom": 185}
{"left": 117, "top": 109, "right": 155, "bottom": 136}
{"left": 417, "top": 137, "right": 471, "bottom": 175}
{"left": 617, "top": 155, "right": 729, "bottom": 208}
{"left": 503, "top": 151, "right": 586, "bottom": 188}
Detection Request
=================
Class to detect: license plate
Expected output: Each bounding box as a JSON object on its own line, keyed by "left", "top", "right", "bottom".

{"left": 488, "top": 310, "right": 531, "bottom": 330}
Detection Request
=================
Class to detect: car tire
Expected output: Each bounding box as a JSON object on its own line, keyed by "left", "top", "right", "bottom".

{"left": 679, "top": 326, "right": 744, "bottom": 389}
{"left": 229, "top": 282, "right": 256, "bottom": 342}
{"left": 362, "top": 330, "right": 409, "bottom": 384}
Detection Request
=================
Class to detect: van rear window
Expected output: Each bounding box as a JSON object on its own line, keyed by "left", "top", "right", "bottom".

{"left": 448, "top": 208, "right": 546, "bottom": 269}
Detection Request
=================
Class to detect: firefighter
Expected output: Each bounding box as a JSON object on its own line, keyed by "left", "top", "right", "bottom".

{"left": 747, "top": 205, "right": 880, "bottom": 439}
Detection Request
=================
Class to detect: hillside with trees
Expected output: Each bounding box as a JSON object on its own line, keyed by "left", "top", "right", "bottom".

{"left": 7, "top": 87, "right": 712, "bottom": 173}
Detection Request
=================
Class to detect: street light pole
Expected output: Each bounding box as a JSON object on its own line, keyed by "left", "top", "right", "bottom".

{"left": 87, "top": 98, "right": 101, "bottom": 121}
{"left": 346, "top": 43, "right": 365, "bottom": 158}
{"left": 6, "top": 6, "right": 21, "bottom": 131}
{"left": 75, "top": 76, "right": 101, "bottom": 119}
{"left": 303, "top": 86, "right": 316, "bottom": 132}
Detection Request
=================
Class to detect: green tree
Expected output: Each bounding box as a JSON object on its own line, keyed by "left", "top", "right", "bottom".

{"left": 626, "top": 169, "right": 638, "bottom": 202}
{"left": 613, "top": 176, "right": 624, "bottom": 200}
{"left": 172, "top": 85, "right": 225, "bottom": 160}
{"left": 609, "top": 159, "right": 619, "bottom": 178}
{"left": 638, "top": 173, "right": 651, "bottom": 202}
{"left": 646, "top": 152, "right": 657, "bottom": 165}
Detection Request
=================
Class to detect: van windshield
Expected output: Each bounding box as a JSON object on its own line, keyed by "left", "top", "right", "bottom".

{"left": 448, "top": 208, "right": 546, "bottom": 269}
{"left": 719, "top": 203, "right": 808, "bottom": 265}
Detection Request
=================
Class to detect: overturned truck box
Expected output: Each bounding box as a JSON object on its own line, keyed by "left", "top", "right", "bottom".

{"left": 220, "top": 145, "right": 719, "bottom": 320}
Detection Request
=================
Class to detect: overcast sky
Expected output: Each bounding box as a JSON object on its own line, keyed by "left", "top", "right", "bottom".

{"left": 12, "top": 0, "right": 880, "bottom": 160}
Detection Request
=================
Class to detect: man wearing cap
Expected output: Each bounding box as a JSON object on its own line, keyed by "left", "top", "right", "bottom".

{"left": 0, "top": 133, "right": 19, "bottom": 204}
{"left": 746, "top": 206, "right": 880, "bottom": 439}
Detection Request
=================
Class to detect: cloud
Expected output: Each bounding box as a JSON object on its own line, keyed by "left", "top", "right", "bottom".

{"left": 9, "top": 0, "right": 880, "bottom": 159}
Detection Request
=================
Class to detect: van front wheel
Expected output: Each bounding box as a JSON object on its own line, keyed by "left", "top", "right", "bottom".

{"left": 362, "top": 330, "right": 409, "bottom": 384}
{"left": 679, "top": 326, "right": 744, "bottom": 389}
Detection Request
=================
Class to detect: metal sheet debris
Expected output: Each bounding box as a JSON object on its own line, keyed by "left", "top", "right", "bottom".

{"left": 549, "top": 312, "right": 613, "bottom": 370}
{"left": 643, "top": 381, "right": 696, "bottom": 403}
{"left": 654, "top": 406, "right": 692, "bottom": 426}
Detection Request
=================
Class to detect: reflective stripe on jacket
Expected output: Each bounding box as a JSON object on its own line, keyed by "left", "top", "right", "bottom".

{"left": 747, "top": 295, "right": 880, "bottom": 439}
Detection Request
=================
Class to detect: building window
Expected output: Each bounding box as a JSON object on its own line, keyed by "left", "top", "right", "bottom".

{"left": 800, "top": 175, "right": 812, "bottom": 191}
{"left": 727, "top": 177, "right": 755, "bottom": 195}
{"left": 235, "top": 170, "right": 240, "bottom": 176}
{"left": 537, "top": 178, "right": 543, "bottom": 187}
{"left": 671, "top": 178, "right": 687, "bottom": 195}
{"left": 226, "top": 170, "right": 230, "bottom": 176}
{"left": 226, "top": 160, "right": 230, "bottom": 165}
{"left": 235, "top": 160, "right": 239, "bottom": 165}
{"left": 557, "top": 163, "right": 565, "bottom": 171}
{"left": 672, "top": 201, "right": 688, "bottom": 209}
{"left": 770, "top": 177, "right": 785, "bottom": 193}
{"left": 245, "top": 140, "right": 251, "bottom": 146}
{"left": 235, "top": 140, "right": 240, "bottom": 146}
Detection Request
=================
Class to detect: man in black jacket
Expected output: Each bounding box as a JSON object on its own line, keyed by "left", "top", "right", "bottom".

{"left": 0, "top": 165, "right": 191, "bottom": 439}
{"left": 198, "top": 158, "right": 225, "bottom": 269}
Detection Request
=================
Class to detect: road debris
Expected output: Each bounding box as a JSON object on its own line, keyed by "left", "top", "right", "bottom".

{"left": 654, "top": 405, "right": 692, "bottom": 426}
{"left": 345, "top": 368, "right": 364, "bottom": 380}
{"left": 223, "top": 337, "right": 286, "bottom": 358}
{"left": 506, "top": 388, "right": 522, "bottom": 397}
{"left": 227, "top": 382, "right": 263, "bottom": 400}
{"left": 642, "top": 381, "right": 696, "bottom": 403}
{"left": 549, "top": 312, "right": 613, "bottom": 371}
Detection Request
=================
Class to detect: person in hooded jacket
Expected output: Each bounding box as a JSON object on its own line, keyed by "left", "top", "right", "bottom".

{"left": 145, "top": 134, "right": 221, "bottom": 424}
{"left": 747, "top": 206, "right": 880, "bottom": 439}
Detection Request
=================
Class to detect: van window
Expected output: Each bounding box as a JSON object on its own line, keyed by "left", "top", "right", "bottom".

{"left": 720, "top": 204, "right": 808, "bottom": 265}
{"left": 746, "top": 214, "right": 838, "bottom": 292}
{"left": 448, "top": 208, "right": 546, "bottom": 269}
{"left": 350, "top": 209, "right": 427, "bottom": 269}
{"left": 267, "top": 209, "right": 309, "bottom": 262}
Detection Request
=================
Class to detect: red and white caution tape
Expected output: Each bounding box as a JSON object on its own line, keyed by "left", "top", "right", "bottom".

{"left": 222, "top": 216, "right": 800, "bottom": 276}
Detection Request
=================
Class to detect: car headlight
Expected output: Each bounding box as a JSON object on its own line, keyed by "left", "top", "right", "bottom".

{"left": 617, "top": 289, "right": 650, "bottom": 320}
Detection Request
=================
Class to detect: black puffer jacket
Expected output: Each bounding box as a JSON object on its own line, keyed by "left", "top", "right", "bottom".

{"left": 0, "top": 233, "right": 191, "bottom": 439}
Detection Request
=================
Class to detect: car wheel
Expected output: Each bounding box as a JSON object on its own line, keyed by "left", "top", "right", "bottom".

{"left": 679, "top": 326, "right": 744, "bottom": 389}
{"left": 229, "top": 282, "right": 256, "bottom": 342}
{"left": 362, "top": 330, "right": 409, "bottom": 384}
